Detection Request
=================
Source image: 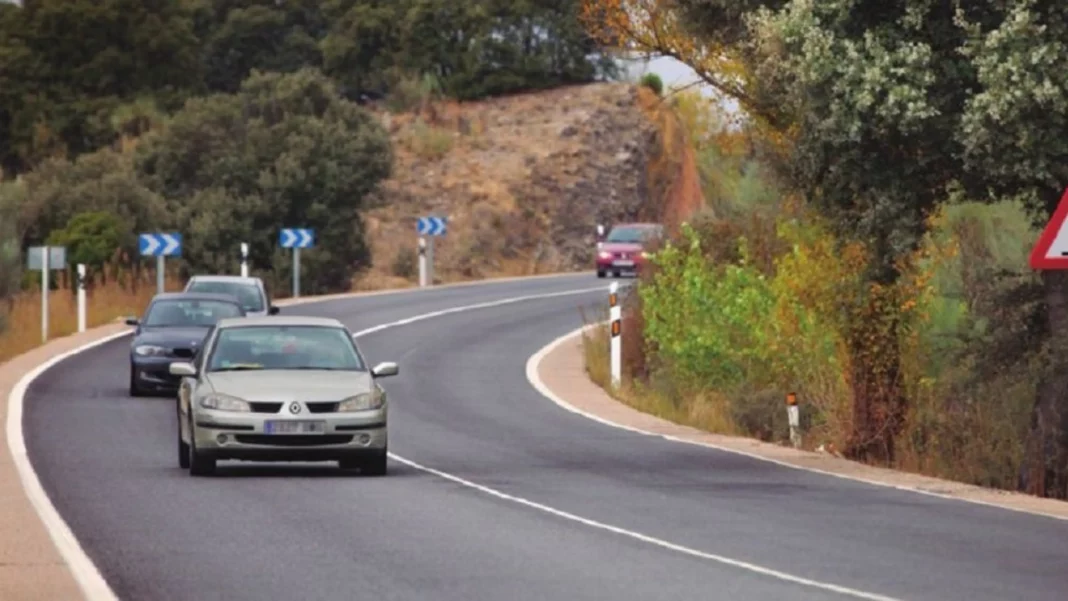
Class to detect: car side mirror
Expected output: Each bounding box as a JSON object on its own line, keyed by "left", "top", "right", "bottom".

{"left": 268, "top": 305, "right": 280, "bottom": 315}
{"left": 371, "top": 361, "right": 399, "bottom": 378}
{"left": 125, "top": 317, "right": 139, "bottom": 326}
{"left": 169, "top": 362, "right": 197, "bottom": 377}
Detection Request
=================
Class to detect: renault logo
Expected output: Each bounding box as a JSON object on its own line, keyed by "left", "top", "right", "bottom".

{"left": 288, "top": 402, "right": 301, "bottom": 414}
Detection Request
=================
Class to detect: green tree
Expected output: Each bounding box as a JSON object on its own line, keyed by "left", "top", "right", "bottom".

{"left": 45, "top": 211, "right": 130, "bottom": 275}
{"left": 0, "top": 0, "right": 203, "bottom": 174}
{"left": 954, "top": 1, "right": 1068, "bottom": 497}
{"left": 135, "top": 68, "right": 392, "bottom": 294}
{"left": 13, "top": 148, "right": 166, "bottom": 253}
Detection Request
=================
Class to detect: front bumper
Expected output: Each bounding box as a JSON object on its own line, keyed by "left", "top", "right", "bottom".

{"left": 131, "top": 356, "right": 182, "bottom": 392}
{"left": 595, "top": 257, "right": 647, "bottom": 274}
{"left": 190, "top": 408, "right": 388, "bottom": 462}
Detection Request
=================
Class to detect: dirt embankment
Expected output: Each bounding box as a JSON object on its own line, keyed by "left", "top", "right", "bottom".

{"left": 358, "top": 82, "right": 705, "bottom": 288}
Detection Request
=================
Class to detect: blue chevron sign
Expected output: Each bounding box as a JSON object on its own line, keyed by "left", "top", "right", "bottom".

{"left": 279, "top": 228, "right": 315, "bottom": 249}
{"left": 139, "top": 232, "right": 182, "bottom": 257}
{"left": 416, "top": 216, "right": 447, "bottom": 236}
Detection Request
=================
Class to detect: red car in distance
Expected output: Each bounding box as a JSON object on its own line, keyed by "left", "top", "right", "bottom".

{"left": 595, "top": 222, "right": 664, "bottom": 278}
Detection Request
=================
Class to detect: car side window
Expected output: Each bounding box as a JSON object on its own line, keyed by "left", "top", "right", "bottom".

{"left": 196, "top": 326, "right": 216, "bottom": 372}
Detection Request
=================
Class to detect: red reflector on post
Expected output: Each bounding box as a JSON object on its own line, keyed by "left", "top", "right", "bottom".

{"left": 610, "top": 319, "right": 621, "bottom": 336}
{"left": 786, "top": 392, "right": 797, "bottom": 406}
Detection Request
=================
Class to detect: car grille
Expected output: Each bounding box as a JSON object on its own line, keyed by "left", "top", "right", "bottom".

{"left": 248, "top": 402, "right": 283, "bottom": 413}
{"left": 235, "top": 435, "right": 353, "bottom": 446}
{"left": 306, "top": 401, "right": 339, "bottom": 413}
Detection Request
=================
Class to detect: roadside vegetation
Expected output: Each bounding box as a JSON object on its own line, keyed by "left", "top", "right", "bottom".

{"left": 0, "top": 1, "right": 616, "bottom": 353}
{"left": 581, "top": 0, "right": 1068, "bottom": 499}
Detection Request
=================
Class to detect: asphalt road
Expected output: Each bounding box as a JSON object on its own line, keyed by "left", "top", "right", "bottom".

{"left": 23, "top": 273, "right": 1068, "bottom": 601}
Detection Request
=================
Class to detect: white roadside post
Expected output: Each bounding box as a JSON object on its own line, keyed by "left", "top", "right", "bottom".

{"left": 240, "top": 242, "right": 249, "bottom": 278}
{"left": 787, "top": 392, "right": 801, "bottom": 448}
{"left": 418, "top": 236, "right": 428, "bottom": 287}
{"left": 76, "top": 263, "right": 87, "bottom": 333}
{"left": 608, "top": 281, "right": 622, "bottom": 389}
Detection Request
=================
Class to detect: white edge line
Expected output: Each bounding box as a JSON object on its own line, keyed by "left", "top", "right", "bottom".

{"left": 5, "top": 278, "right": 607, "bottom": 601}
{"left": 525, "top": 325, "right": 1068, "bottom": 523}
{"left": 6, "top": 330, "right": 132, "bottom": 601}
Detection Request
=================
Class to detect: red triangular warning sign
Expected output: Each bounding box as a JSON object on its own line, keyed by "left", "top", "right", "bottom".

{"left": 1030, "top": 187, "right": 1068, "bottom": 270}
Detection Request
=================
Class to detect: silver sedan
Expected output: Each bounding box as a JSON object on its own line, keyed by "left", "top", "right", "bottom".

{"left": 170, "top": 315, "right": 398, "bottom": 476}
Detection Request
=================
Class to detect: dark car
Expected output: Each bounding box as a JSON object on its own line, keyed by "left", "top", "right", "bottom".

{"left": 126, "top": 292, "right": 246, "bottom": 397}
{"left": 595, "top": 222, "right": 664, "bottom": 278}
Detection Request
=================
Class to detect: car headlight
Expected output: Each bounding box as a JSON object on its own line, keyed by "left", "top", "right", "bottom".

{"left": 641, "top": 251, "right": 651, "bottom": 259}
{"left": 598, "top": 251, "right": 612, "bottom": 259}
{"left": 134, "top": 344, "right": 168, "bottom": 356}
{"left": 199, "top": 393, "right": 251, "bottom": 412}
{"left": 337, "top": 391, "right": 384, "bottom": 412}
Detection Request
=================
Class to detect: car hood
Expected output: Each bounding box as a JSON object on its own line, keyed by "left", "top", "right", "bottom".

{"left": 204, "top": 370, "right": 374, "bottom": 402}
{"left": 133, "top": 327, "right": 211, "bottom": 349}
{"left": 599, "top": 242, "right": 644, "bottom": 253}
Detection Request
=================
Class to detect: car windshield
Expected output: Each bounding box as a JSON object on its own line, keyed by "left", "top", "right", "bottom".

{"left": 207, "top": 325, "right": 366, "bottom": 372}
{"left": 187, "top": 281, "right": 264, "bottom": 312}
{"left": 606, "top": 226, "right": 656, "bottom": 244}
{"left": 143, "top": 299, "right": 243, "bottom": 327}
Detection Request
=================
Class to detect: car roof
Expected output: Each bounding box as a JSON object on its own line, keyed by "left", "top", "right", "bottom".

{"left": 215, "top": 315, "right": 346, "bottom": 329}
{"left": 187, "top": 275, "right": 263, "bottom": 285}
{"left": 150, "top": 292, "right": 244, "bottom": 304}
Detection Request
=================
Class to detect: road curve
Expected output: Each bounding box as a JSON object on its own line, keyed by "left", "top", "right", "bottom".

{"left": 22, "top": 274, "right": 1068, "bottom": 601}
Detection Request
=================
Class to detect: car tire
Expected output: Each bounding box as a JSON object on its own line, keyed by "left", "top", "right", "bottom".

{"left": 177, "top": 405, "right": 190, "bottom": 469}
{"left": 361, "top": 448, "right": 388, "bottom": 477}
{"left": 187, "top": 416, "right": 215, "bottom": 476}
{"left": 128, "top": 366, "right": 145, "bottom": 397}
{"left": 596, "top": 270, "right": 606, "bottom": 278}
{"left": 613, "top": 270, "right": 621, "bottom": 278}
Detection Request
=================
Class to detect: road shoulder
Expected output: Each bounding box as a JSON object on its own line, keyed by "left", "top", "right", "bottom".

{"left": 532, "top": 327, "right": 1068, "bottom": 521}
{"left": 1, "top": 322, "right": 129, "bottom": 601}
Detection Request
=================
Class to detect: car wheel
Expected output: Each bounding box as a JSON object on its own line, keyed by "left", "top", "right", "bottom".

{"left": 596, "top": 270, "right": 606, "bottom": 278}
{"left": 128, "top": 366, "right": 144, "bottom": 397}
{"left": 613, "top": 270, "right": 621, "bottom": 278}
{"left": 361, "top": 448, "right": 388, "bottom": 477}
{"left": 177, "top": 404, "right": 190, "bottom": 469}
{"left": 187, "top": 416, "right": 215, "bottom": 476}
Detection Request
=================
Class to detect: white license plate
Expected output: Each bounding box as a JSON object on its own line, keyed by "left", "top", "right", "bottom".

{"left": 613, "top": 260, "right": 635, "bottom": 267}
{"left": 264, "top": 420, "right": 325, "bottom": 434}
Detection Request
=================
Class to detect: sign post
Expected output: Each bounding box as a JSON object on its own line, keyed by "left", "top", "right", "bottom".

{"left": 279, "top": 228, "right": 315, "bottom": 298}
{"left": 26, "top": 246, "right": 67, "bottom": 343}
{"left": 416, "top": 216, "right": 447, "bottom": 287}
{"left": 240, "top": 242, "right": 249, "bottom": 278}
{"left": 138, "top": 233, "right": 183, "bottom": 294}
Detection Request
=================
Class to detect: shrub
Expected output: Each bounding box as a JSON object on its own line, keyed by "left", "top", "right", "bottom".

{"left": 640, "top": 72, "right": 663, "bottom": 96}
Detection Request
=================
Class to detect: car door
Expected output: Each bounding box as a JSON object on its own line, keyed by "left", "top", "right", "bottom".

{"left": 178, "top": 326, "right": 214, "bottom": 439}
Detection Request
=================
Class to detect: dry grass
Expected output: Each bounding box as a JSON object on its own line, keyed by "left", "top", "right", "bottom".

{"left": 0, "top": 268, "right": 184, "bottom": 363}
{"left": 400, "top": 118, "right": 455, "bottom": 160}
{"left": 580, "top": 317, "right": 739, "bottom": 437}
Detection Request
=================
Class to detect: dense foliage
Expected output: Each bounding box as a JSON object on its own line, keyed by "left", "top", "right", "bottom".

{"left": 585, "top": 1, "right": 1068, "bottom": 497}
{"left": 0, "top": 0, "right": 615, "bottom": 300}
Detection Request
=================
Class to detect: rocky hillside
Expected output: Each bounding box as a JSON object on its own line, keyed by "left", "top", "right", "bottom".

{"left": 358, "top": 82, "right": 704, "bottom": 288}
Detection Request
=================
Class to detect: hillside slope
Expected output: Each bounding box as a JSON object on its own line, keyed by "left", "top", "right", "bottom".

{"left": 359, "top": 82, "right": 704, "bottom": 288}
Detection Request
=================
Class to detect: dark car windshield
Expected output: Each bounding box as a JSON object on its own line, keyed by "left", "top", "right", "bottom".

{"left": 143, "top": 299, "right": 243, "bottom": 327}
{"left": 207, "top": 325, "right": 366, "bottom": 372}
{"left": 606, "top": 226, "right": 657, "bottom": 244}
{"left": 187, "top": 281, "right": 265, "bottom": 312}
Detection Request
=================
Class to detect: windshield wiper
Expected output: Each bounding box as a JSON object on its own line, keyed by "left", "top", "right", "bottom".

{"left": 211, "top": 364, "right": 264, "bottom": 372}
{"left": 285, "top": 366, "right": 353, "bottom": 371}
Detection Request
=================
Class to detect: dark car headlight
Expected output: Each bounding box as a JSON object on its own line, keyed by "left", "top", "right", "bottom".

{"left": 133, "top": 344, "right": 168, "bottom": 357}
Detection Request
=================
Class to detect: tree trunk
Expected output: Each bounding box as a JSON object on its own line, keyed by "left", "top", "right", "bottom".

{"left": 844, "top": 289, "right": 906, "bottom": 463}
{"left": 1021, "top": 269, "right": 1068, "bottom": 498}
